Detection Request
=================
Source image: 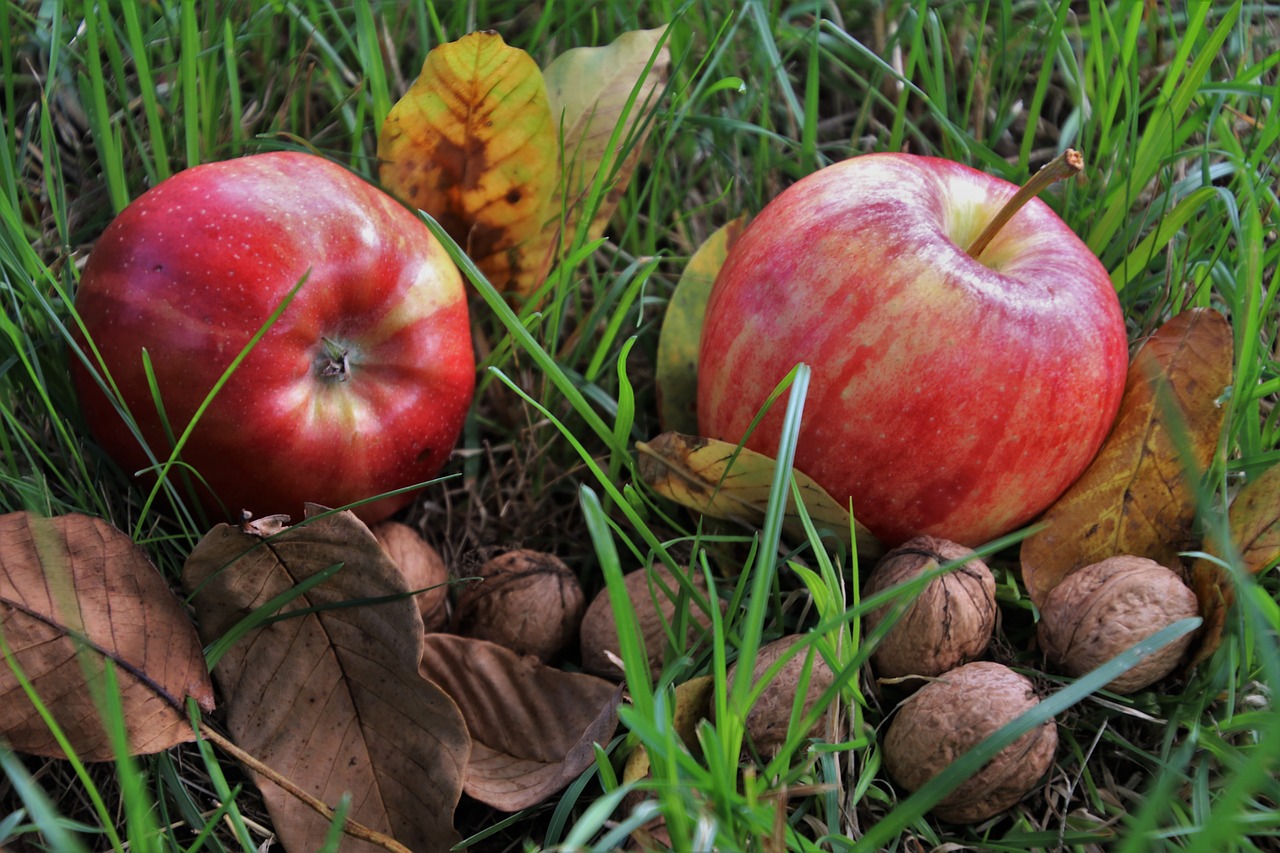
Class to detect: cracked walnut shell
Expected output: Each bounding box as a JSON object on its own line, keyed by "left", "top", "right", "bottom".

{"left": 863, "top": 536, "right": 996, "bottom": 679}
{"left": 883, "top": 661, "right": 1057, "bottom": 823}
{"left": 1037, "top": 555, "right": 1198, "bottom": 694}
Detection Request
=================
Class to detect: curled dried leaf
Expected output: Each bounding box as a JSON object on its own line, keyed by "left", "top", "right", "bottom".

{"left": 420, "top": 634, "right": 620, "bottom": 811}
{"left": 528, "top": 27, "right": 672, "bottom": 293}
{"left": 636, "top": 432, "right": 882, "bottom": 558}
{"left": 1222, "top": 463, "right": 1280, "bottom": 577}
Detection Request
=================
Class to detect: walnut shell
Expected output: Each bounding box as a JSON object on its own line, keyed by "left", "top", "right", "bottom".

{"left": 727, "top": 634, "right": 836, "bottom": 752}
{"left": 371, "top": 521, "right": 448, "bottom": 631}
{"left": 452, "top": 549, "right": 585, "bottom": 662}
{"left": 580, "top": 565, "right": 719, "bottom": 680}
{"left": 883, "top": 661, "right": 1057, "bottom": 823}
{"left": 863, "top": 536, "right": 996, "bottom": 679}
{"left": 1037, "top": 555, "right": 1199, "bottom": 694}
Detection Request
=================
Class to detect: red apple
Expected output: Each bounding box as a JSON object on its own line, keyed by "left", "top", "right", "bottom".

{"left": 71, "top": 151, "right": 475, "bottom": 524}
{"left": 697, "top": 152, "right": 1128, "bottom": 546}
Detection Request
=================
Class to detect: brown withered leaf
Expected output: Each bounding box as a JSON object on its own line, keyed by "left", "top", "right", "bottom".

{"left": 656, "top": 217, "right": 747, "bottom": 434}
{"left": 379, "top": 31, "right": 557, "bottom": 293}
{"left": 528, "top": 27, "right": 671, "bottom": 287}
{"left": 0, "top": 512, "right": 213, "bottom": 761}
{"left": 182, "top": 507, "right": 470, "bottom": 853}
{"left": 636, "top": 432, "right": 883, "bottom": 558}
{"left": 1187, "top": 462, "right": 1280, "bottom": 667}
{"left": 1020, "top": 308, "right": 1233, "bottom": 607}
{"left": 420, "top": 633, "right": 620, "bottom": 812}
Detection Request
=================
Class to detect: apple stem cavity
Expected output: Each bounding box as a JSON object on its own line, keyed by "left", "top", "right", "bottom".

{"left": 317, "top": 337, "right": 351, "bottom": 382}
{"left": 965, "top": 149, "right": 1084, "bottom": 262}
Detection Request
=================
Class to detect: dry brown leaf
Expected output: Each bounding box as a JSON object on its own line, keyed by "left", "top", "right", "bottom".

{"left": 0, "top": 512, "right": 213, "bottom": 761}
{"left": 1187, "top": 462, "right": 1280, "bottom": 667}
{"left": 379, "top": 31, "right": 557, "bottom": 293}
{"left": 1019, "top": 308, "right": 1233, "bottom": 606}
{"left": 420, "top": 633, "right": 620, "bottom": 812}
{"left": 636, "top": 432, "right": 883, "bottom": 558}
{"left": 182, "top": 507, "right": 470, "bottom": 853}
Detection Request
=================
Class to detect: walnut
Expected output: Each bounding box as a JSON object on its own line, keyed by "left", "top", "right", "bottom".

{"left": 727, "top": 634, "right": 837, "bottom": 752}
{"left": 863, "top": 536, "right": 996, "bottom": 679}
{"left": 1037, "top": 555, "right": 1199, "bottom": 694}
{"left": 580, "top": 564, "right": 719, "bottom": 680}
{"left": 371, "top": 520, "right": 449, "bottom": 631}
{"left": 452, "top": 549, "right": 585, "bottom": 662}
{"left": 883, "top": 661, "right": 1057, "bottom": 823}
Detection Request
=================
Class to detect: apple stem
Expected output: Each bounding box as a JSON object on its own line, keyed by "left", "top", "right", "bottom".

{"left": 317, "top": 337, "right": 351, "bottom": 381}
{"left": 965, "top": 149, "right": 1084, "bottom": 261}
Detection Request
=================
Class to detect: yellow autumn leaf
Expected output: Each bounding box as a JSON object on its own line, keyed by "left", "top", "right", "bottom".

{"left": 622, "top": 674, "right": 714, "bottom": 784}
{"left": 636, "top": 432, "right": 882, "bottom": 559}
{"left": 512, "top": 27, "right": 672, "bottom": 295}
{"left": 379, "top": 31, "right": 557, "bottom": 292}
{"left": 1019, "top": 308, "right": 1234, "bottom": 607}
{"left": 656, "top": 217, "right": 747, "bottom": 434}
{"left": 1187, "top": 462, "right": 1280, "bottom": 668}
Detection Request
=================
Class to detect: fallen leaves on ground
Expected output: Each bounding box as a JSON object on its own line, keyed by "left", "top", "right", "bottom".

{"left": 182, "top": 507, "right": 470, "bottom": 853}
{"left": 0, "top": 511, "right": 213, "bottom": 762}
{"left": 379, "top": 28, "right": 669, "bottom": 296}
{"left": 636, "top": 432, "right": 882, "bottom": 558}
{"left": 1188, "top": 462, "right": 1280, "bottom": 667}
{"left": 1020, "top": 308, "right": 1233, "bottom": 607}
{"left": 379, "top": 31, "right": 556, "bottom": 293}
{"left": 622, "top": 674, "right": 713, "bottom": 784}
{"left": 420, "top": 633, "right": 620, "bottom": 811}
{"left": 656, "top": 217, "right": 747, "bottom": 434}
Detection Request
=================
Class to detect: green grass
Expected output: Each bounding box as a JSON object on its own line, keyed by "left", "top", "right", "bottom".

{"left": 3, "top": 0, "right": 1278, "bottom": 851}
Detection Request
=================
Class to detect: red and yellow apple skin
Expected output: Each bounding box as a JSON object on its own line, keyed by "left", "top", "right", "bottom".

{"left": 697, "top": 153, "right": 1128, "bottom": 546}
{"left": 71, "top": 151, "right": 476, "bottom": 525}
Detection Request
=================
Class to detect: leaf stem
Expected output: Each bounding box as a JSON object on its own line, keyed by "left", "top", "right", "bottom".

{"left": 966, "top": 149, "right": 1084, "bottom": 261}
{"left": 196, "top": 721, "right": 414, "bottom": 853}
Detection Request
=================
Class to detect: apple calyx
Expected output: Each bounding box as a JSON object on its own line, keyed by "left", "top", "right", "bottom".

{"left": 315, "top": 337, "right": 352, "bottom": 382}
{"left": 965, "top": 149, "right": 1083, "bottom": 261}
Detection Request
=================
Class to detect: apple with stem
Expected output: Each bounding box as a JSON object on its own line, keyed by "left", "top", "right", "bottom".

{"left": 71, "top": 151, "right": 475, "bottom": 525}
{"left": 697, "top": 151, "right": 1128, "bottom": 546}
